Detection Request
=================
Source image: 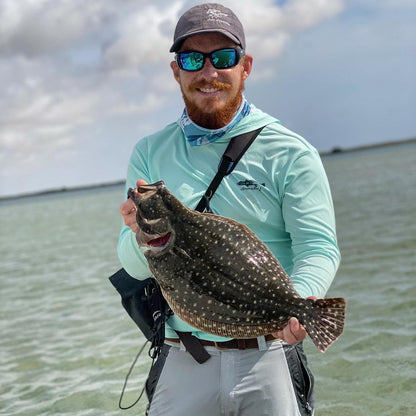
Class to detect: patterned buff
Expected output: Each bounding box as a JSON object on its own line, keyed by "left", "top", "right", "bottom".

{"left": 180, "top": 99, "right": 252, "bottom": 146}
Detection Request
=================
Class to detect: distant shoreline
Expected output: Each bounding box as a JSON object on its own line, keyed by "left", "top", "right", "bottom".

{"left": 0, "top": 180, "right": 126, "bottom": 202}
{"left": 319, "top": 136, "right": 416, "bottom": 156}
{"left": 1, "top": 137, "right": 415, "bottom": 201}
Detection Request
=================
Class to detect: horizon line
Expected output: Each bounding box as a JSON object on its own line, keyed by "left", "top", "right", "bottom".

{"left": 1, "top": 137, "right": 415, "bottom": 201}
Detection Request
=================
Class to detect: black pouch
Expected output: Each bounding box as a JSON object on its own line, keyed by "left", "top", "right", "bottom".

{"left": 109, "top": 268, "right": 171, "bottom": 348}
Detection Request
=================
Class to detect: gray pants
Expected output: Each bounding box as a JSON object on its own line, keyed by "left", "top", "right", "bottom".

{"left": 147, "top": 340, "right": 314, "bottom": 416}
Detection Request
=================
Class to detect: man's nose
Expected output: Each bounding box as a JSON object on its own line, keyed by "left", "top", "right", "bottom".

{"left": 200, "top": 58, "right": 219, "bottom": 79}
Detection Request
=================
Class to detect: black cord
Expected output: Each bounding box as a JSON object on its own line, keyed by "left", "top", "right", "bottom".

{"left": 118, "top": 340, "right": 152, "bottom": 410}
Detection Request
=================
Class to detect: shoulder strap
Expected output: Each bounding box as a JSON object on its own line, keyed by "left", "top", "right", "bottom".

{"left": 194, "top": 125, "right": 265, "bottom": 212}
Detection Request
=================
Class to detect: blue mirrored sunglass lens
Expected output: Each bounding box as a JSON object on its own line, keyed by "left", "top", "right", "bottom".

{"left": 179, "top": 52, "right": 204, "bottom": 70}
{"left": 211, "top": 50, "right": 237, "bottom": 68}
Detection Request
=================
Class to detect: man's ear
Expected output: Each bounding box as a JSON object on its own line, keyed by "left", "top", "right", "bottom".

{"left": 242, "top": 54, "right": 253, "bottom": 81}
{"left": 170, "top": 61, "right": 181, "bottom": 84}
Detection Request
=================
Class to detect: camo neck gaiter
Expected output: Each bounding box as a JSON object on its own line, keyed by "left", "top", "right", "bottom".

{"left": 180, "top": 99, "right": 251, "bottom": 146}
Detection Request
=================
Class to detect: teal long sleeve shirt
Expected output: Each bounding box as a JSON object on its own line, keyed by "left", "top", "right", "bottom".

{"left": 117, "top": 106, "right": 340, "bottom": 341}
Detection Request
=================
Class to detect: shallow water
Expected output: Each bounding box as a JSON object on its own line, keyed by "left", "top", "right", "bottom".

{"left": 1, "top": 143, "right": 415, "bottom": 415}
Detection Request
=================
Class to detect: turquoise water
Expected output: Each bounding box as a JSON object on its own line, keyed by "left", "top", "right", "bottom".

{"left": 1, "top": 143, "right": 415, "bottom": 415}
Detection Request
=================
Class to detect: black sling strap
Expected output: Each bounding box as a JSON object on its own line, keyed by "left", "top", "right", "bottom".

{"left": 195, "top": 125, "right": 265, "bottom": 213}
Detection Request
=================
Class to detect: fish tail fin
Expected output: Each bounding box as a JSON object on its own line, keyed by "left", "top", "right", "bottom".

{"left": 303, "top": 297, "right": 346, "bottom": 353}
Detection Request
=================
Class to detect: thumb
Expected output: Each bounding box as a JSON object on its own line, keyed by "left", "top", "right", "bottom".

{"left": 136, "top": 179, "right": 148, "bottom": 187}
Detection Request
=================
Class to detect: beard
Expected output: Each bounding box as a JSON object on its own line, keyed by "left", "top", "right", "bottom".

{"left": 181, "top": 78, "right": 245, "bottom": 129}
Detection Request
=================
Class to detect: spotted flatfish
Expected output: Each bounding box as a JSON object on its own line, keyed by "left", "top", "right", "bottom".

{"left": 128, "top": 181, "right": 346, "bottom": 352}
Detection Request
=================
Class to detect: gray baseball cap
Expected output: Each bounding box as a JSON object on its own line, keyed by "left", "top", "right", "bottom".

{"left": 170, "top": 3, "right": 246, "bottom": 52}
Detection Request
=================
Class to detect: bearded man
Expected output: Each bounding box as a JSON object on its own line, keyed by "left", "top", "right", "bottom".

{"left": 117, "top": 3, "right": 340, "bottom": 416}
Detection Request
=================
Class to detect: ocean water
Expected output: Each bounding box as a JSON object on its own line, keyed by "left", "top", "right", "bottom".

{"left": 1, "top": 143, "right": 415, "bottom": 416}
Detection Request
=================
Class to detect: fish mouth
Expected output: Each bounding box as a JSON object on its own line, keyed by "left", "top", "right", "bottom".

{"left": 128, "top": 181, "right": 165, "bottom": 201}
{"left": 138, "top": 230, "right": 173, "bottom": 257}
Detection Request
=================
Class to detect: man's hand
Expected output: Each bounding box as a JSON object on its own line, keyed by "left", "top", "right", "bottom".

{"left": 119, "top": 179, "right": 148, "bottom": 233}
{"left": 272, "top": 296, "right": 317, "bottom": 344}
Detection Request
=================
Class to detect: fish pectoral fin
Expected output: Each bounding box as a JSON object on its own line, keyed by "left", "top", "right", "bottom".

{"left": 172, "top": 246, "right": 191, "bottom": 260}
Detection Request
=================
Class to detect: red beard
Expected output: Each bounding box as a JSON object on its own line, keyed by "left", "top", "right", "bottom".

{"left": 182, "top": 79, "right": 245, "bottom": 129}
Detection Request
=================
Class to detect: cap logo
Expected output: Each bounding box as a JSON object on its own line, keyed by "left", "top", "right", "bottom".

{"left": 206, "top": 8, "right": 231, "bottom": 26}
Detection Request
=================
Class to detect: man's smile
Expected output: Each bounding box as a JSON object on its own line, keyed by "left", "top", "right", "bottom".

{"left": 193, "top": 81, "right": 232, "bottom": 96}
{"left": 198, "top": 87, "right": 221, "bottom": 94}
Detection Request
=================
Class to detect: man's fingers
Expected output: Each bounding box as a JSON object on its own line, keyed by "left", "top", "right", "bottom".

{"left": 120, "top": 199, "right": 136, "bottom": 216}
{"left": 272, "top": 317, "right": 308, "bottom": 344}
{"left": 120, "top": 199, "right": 138, "bottom": 232}
{"left": 288, "top": 317, "right": 307, "bottom": 342}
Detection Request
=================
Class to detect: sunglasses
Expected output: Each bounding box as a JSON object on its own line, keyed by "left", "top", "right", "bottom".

{"left": 175, "top": 48, "right": 245, "bottom": 72}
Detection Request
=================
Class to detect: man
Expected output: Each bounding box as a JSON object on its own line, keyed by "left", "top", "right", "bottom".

{"left": 118, "top": 3, "right": 340, "bottom": 415}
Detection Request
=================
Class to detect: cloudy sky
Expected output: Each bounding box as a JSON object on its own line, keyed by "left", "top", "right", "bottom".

{"left": 1, "top": 0, "right": 415, "bottom": 197}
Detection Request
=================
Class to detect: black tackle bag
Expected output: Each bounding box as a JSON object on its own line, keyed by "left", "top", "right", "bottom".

{"left": 109, "top": 268, "right": 171, "bottom": 353}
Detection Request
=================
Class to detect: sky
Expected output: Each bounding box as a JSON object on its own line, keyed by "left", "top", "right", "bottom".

{"left": 1, "top": 0, "right": 415, "bottom": 197}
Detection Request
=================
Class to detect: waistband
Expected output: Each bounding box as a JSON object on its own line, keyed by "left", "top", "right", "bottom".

{"left": 165, "top": 334, "right": 279, "bottom": 350}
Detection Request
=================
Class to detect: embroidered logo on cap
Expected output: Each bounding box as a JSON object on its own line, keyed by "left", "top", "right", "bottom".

{"left": 206, "top": 8, "right": 231, "bottom": 26}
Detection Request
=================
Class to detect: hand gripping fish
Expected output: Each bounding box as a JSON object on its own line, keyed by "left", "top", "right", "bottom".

{"left": 128, "top": 181, "right": 346, "bottom": 352}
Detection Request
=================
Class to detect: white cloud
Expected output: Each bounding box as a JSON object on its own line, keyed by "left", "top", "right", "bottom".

{"left": 281, "top": 0, "right": 344, "bottom": 30}
{"left": 219, "top": 0, "right": 344, "bottom": 57}
{"left": 1, "top": 0, "right": 92, "bottom": 56}
{"left": 102, "top": 3, "right": 182, "bottom": 70}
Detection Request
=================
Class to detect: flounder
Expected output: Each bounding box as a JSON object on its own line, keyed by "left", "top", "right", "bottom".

{"left": 128, "top": 181, "right": 346, "bottom": 352}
